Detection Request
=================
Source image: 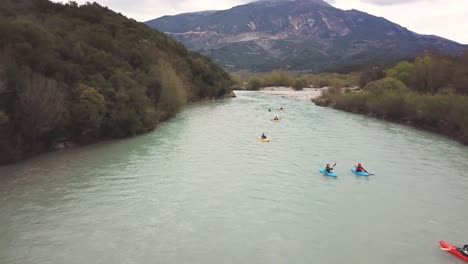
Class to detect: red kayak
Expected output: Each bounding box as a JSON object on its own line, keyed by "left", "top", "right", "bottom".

{"left": 439, "top": 241, "right": 468, "bottom": 262}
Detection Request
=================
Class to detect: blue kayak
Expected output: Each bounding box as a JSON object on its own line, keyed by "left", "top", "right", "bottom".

{"left": 352, "top": 168, "right": 369, "bottom": 177}
{"left": 320, "top": 168, "right": 337, "bottom": 177}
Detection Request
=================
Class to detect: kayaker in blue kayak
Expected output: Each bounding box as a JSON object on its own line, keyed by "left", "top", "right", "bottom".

{"left": 325, "top": 164, "right": 334, "bottom": 173}
{"left": 355, "top": 163, "right": 368, "bottom": 173}
{"left": 261, "top": 133, "right": 267, "bottom": 139}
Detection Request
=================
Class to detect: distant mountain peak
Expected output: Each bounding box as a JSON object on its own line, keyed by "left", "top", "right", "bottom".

{"left": 146, "top": 0, "right": 465, "bottom": 72}
{"left": 255, "top": 0, "right": 332, "bottom": 7}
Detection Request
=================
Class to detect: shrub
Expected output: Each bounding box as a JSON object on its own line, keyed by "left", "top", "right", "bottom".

{"left": 72, "top": 84, "right": 107, "bottom": 139}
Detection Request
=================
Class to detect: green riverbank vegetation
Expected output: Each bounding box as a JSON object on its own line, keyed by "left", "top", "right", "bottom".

{"left": 314, "top": 52, "right": 468, "bottom": 144}
{"left": 232, "top": 71, "right": 359, "bottom": 90}
{"left": 0, "top": 0, "right": 233, "bottom": 164}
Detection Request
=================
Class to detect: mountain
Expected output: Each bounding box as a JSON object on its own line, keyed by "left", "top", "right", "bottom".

{"left": 146, "top": 0, "right": 466, "bottom": 72}
{"left": 0, "top": 0, "right": 233, "bottom": 164}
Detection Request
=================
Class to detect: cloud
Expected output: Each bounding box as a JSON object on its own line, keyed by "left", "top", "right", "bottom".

{"left": 326, "top": 0, "right": 431, "bottom": 5}
{"left": 54, "top": 0, "right": 250, "bottom": 21}
{"left": 360, "top": 0, "right": 428, "bottom": 5}
{"left": 328, "top": 0, "right": 468, "bottom": 43}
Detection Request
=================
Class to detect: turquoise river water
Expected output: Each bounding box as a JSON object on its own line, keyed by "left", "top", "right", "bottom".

{"left": 1, "top": 91, "right": 467, "bottom": 264}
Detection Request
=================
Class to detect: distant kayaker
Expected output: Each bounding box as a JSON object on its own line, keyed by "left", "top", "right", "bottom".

{"left": 261, "top": 133, "right": 267, "bottom": 139}
{"left": 279, "top": 107, "right": 284, "bottom": 110}
{"left": 355, "top": 163, "right": 368, "bottom": 173}
{"left": 274, "top": 116, "right": 279, "bottom": 121}
{"left": 325, "top": 164, "right": 333, "bottom": 173}
{"left": 268, "top": 108, "right": 271, "bottom": 112}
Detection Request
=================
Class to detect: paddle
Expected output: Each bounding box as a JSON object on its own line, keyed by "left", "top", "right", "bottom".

{"left": 440, "top": 247, "right": 451, "bottom": 251}
{"left": 323, "top": 163, "right": 336, "bottom": 176}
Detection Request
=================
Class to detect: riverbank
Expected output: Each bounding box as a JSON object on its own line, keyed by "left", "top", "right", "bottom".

{"left": 313, "top": 78, "right": 468, "bottom": 145}
{"left": 0, "top": 92, "right": 236, "bottom": 166}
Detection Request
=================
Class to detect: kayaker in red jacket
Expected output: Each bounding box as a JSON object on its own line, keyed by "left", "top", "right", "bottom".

{"left": 355, "top": 163, "right": 368, "bottom": 173}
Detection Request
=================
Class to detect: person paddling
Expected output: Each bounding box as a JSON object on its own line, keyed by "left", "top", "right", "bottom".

{"left": 325, "top": 163, "right": 334, "bottom": 173}
{"left": 273, "top": 116, "right": 279, "bottom": 121}
{"left": 355, "top": 163, "right": 368, "bottom": 173}
{"left": 261, "top": 133, "right": 267, "bottom": 139}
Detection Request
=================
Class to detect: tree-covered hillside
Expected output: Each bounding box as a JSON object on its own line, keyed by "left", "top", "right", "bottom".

{"left": 0, "top": 0, "right": 233, "bottom": 164}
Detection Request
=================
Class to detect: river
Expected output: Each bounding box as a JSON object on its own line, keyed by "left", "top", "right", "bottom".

{"left": 1, "top": 91, "right": 467, "bottom": 264}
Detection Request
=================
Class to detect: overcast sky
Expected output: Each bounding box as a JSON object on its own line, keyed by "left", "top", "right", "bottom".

{"left": 55, "top": 0, "right": 468, "bottom": 43}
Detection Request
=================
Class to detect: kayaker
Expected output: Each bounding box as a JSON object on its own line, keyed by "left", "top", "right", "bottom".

{"left": 462, "top": 245, "right": 468, "bottom": 256}
{"left": 274, "top": 116, "right": 279, "bottom": 121}
{"left": 325, "top": 164, "right": 333, "bottom": 173}
{"left": 279, "top": 107, "right": 284, "bottom": 110}
{"left": 355, "top": 163, "right": 368, "bottom": 173}
{"left": 261, "top": 133, "right": 267, "bottom": 139}
{"left": 268, "top": 108, "right": 271, "bottom": 112}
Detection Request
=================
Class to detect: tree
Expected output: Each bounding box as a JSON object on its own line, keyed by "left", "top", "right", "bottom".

{"left": 292, "top": 78, "right": 307, "bottom": 90}
{"left": 0, "top": 111, "right": 8, "bottom": 125}
{"left": 359, "top": 67, "right": 386, "bottom": 88}
{"left": 18, "top": 74, "right": 66, "bottom": 145}
{"left": 411, "top": 55, "right": 433, "bottom": 92}
{"left": 387, "top": 61, "right": 415, "bottom": 86}
{"left": 153, "top": 62, "right": 187, "bottom": 116}
{"left": 72, "top": 84, "right": 107, "bottom": 139}
{"left": 246, "top": 77, "right": 263, "bottom": 90}
{"left": 364, "top": 77, "right": 408, "bottom": 95}
{"left": 453, "top": 51, "right": 468, "bottom": 94}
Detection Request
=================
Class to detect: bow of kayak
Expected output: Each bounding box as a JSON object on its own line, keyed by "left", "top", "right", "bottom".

{"left": 320, "top": 168, "right": 337, "bottom": 177}
{"left": 439, "top": 241, "right": 468, "bottom": 262}
{"left": 352, "top": 168, "right": 369, "bottom": 177}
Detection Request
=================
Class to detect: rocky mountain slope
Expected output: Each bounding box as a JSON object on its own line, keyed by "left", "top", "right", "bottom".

{"left": 146, "top": 0, "right": 466, "bottom": 72}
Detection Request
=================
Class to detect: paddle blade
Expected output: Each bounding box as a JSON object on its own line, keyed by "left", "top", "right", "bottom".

{"left": 440, "top": 247, "right": 451, "bottom": 251}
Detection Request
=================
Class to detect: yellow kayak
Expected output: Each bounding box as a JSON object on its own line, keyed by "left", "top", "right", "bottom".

{"left": 258, "top": 137, "right": 270, "bottom": 142}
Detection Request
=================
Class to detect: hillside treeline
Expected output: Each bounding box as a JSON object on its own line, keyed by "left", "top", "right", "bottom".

{"left": 232, "top": 71, "right": 358, "bottom": 90}
{"left": 0, "top": 0, "right": 233, "bottom": 164}
{"left": 316, "top": 52, "right": 468, "bottom": 144}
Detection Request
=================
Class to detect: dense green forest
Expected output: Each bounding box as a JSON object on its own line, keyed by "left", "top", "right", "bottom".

{"left": 0, "top": 0, "right": 233, "bottom": 164}
{"left": 314, "top": 52, "right": 468, "bottom": 144}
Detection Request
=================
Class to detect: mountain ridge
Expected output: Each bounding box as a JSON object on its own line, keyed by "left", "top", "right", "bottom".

{"left": 146, "top": 0, "right": 466, "bottom": 72}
